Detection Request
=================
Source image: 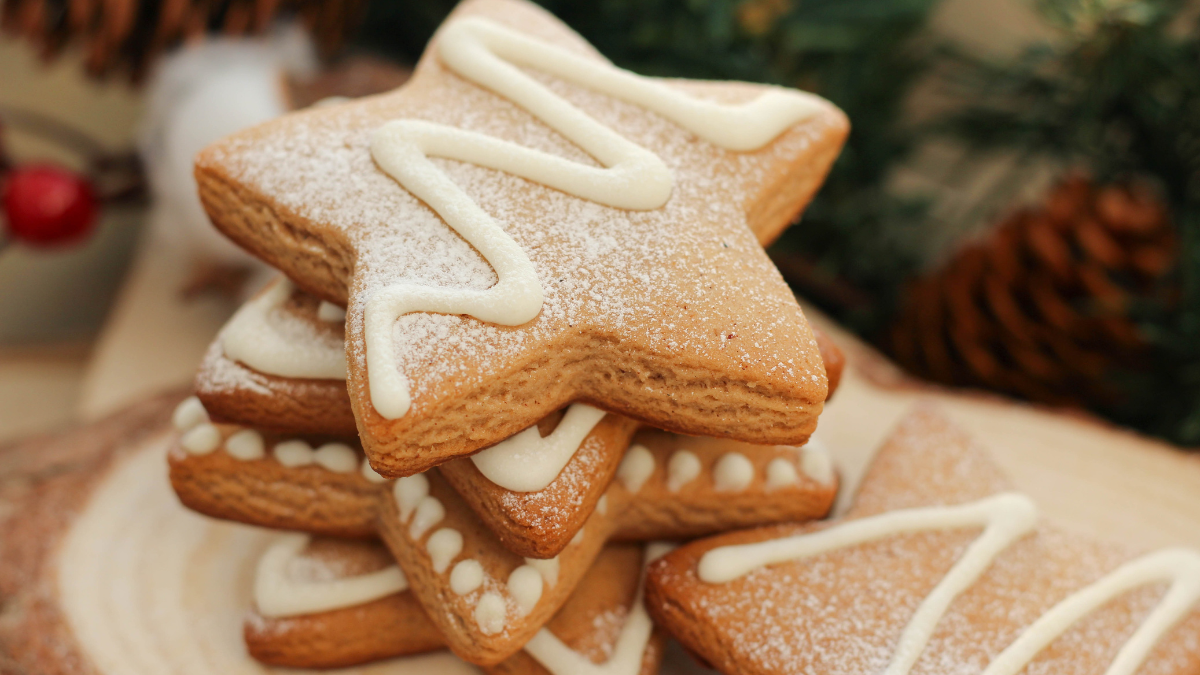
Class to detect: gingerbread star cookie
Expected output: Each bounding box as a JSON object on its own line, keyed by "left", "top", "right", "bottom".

{"left": 646, "top": 408, "right": 1200, "bottom": 675}
{"left": 195, "top": 276, "right": 844, "bottom": 555}
{"left": 167, "top": 402, "right": 837, "bottom": 665}
{"left": 198, "top": 277, "right": 846, "bottom": 439}
{"left": 245, "top": 535, "right": 665, "bottom": 675}
{"left": 195, "top": 0, "right": 849, "bottom": 476}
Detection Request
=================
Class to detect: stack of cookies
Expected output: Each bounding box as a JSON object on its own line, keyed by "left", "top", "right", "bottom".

{"left": 155, "top": 1, "right": 1200, "bottom": 673}
{"left": 5, "top": 0, "right": 1200, "bottom": 671}
{"left": 166, "top": 0, "right": 851, "bottom": 671}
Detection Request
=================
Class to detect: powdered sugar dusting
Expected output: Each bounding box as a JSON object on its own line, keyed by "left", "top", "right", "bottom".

{"left": 197, "top": 339, "right": 274, "bottom": 397}
{"left": 286, "top": 537, "right": 394, "bottom": 583}
{"left": 651, "top": 410, "right": 1200, "bottom": 674}
{"left": 206, "top": 0, "right": 831, "bottom": 419}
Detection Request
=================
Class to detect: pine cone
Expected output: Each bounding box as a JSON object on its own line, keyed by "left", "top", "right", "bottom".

{"left": 889, "top": 174, "right": 1175, "bottom": 408}
{"left": 0, "top": 0, "right": 365, "bottom": 81}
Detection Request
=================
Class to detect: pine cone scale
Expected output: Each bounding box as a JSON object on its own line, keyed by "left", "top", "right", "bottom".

{"left": 4, "top": 0, "right": 361, "bottom": 80}
{"left": 890, "top": 174, "right": 1176, "bottom": 410}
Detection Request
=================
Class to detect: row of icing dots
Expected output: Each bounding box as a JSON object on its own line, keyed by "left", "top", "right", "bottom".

{"left": 696, "top": 492, "right": 1200, "bottom": 675}
{"left": 392, "top": 473, "right": 561, "bottom": 636}
{"left": 175, "top": 398, "right": 598, "bottom": 653}
{"left": 615, "top": 441, "right": 834, "bottom": 495}
{"left": 364, "top": 16, "right": 823, "bottom": 420}
{"left": 176, "top": 394, "right": 605, "bottom": 500}
{"left": 174, "top": 396, "right": 381, "bottom": 476}
{"left": 177, "top": 393, "right": 832, "bottom": 504}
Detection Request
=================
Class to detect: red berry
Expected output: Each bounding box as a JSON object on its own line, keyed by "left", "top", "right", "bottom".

{"left": 2, "top": 164, "right": 98, "bottom": 247}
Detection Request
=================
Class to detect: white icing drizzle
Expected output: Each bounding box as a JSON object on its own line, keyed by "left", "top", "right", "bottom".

{"left": 471, "top": 404, "right": 607, "bottom": 492}
{"left": 365, "top": 16, "right": 821, "bottom": 419}
{"left": 666, "top": 450, "right": 701, "bottom": 493}
{"left": 313, "top": 442, "right": 358, "bottom": 473}
{"left": 475, "top": 591, "right": 507, "bottom": 635}
{"left": 273, "top": 439, "right": 315, "bottom": 467}
{"left": 450, "top": 559, "right": 485, "bottom": 595}
{"left": 180, "top": 423, "right": 220, "bottom": 455}
{"left": 394, "top": 474, "right": 430, "bottom": 522}
{"left": 696, "top": 492, "right": 1200, "bottom": 675}
{"left": 427, "top": 528, "right": 463, "bottom": 574}
{"left": 617, "top": 444, "right": 655, "bottom": 493}
{"left": 220, "top": 278, "right": 347, "bottom": 380}
{"left": 764, "top": 456, "right": 799, "bottom": 489}
{"left": 508, "top": 565, "right": 544, "bottom": 616}
{"left": 523, "top": 543, "right": 672, "bottom": 675}
{"left": 699, "top": 493, "right": 1039, "bottom": 675}
{"left": 224, "top": 429, "right": 265, "bottom": 461}
{"left": 800, "top": 443, "right": 834, "bottom": 485}
{"left": 361, "top": 459, "right": 389, "bottom": 483}
{"left": 317, "top": 300, "right": 347, "bottom": 323}
{"left": 171, "top": 396, "right": 208, "bottom": 431}
{"left": 409, "top": 496, "right": 445, "bottom": 540}
{"left": 713, "top": 453, "right": 754, "bottom": 492}
{"left": 981, "top": 548, "right": 1200, "bottom": 675}
{"left": 524, "top": 556, "right": 560, "bottom": 587}
{"left": 253, "top": 534, "right": 408, "bottom": 618}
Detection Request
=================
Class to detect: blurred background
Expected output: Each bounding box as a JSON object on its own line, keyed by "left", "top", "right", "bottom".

{"left": 1, "top": 0, "right": 1195, "bottom": 446}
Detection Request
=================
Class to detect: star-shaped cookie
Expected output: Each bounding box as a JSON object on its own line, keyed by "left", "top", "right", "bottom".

{"left": 194, "top": 0, "right": 848, "bottom": 476}
{"left": 646, "top": 408, "right": 1200, "bottom": 675}
{"left": 194, "top": 276, "right": 844, "bottom": 556}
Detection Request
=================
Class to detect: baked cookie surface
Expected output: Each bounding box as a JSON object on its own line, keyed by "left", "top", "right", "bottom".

{"left": 646, "top": 408, "right": 1200, "bottom": 675}
{"left": 196, "top": 0, "right": 848, "bottom": 476}
{"left": 193, "top": 275, "right": 845, "bottom": 556}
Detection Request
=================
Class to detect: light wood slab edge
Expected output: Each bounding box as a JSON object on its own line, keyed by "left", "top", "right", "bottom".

{"left": 806, "top": 308, "right": 1200, "bottom": 550}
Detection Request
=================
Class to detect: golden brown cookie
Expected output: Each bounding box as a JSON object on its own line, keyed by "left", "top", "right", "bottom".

{"left": 195, "top": 277, "right": 843, "bottom": 555}
{"left": 195, "top": 0, "right": 848, "bottom": 476}
{"left": 646, "top": 408, "right": 1200, "bottom": 675}
{"left": 196, "top": 278, "right": 846, "bottom": 439}
{"left": 167, "top": 404, "right": 837, "bottom": 665}
{"left": 245, "top": 536, "right": 665, "bottom": 675}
